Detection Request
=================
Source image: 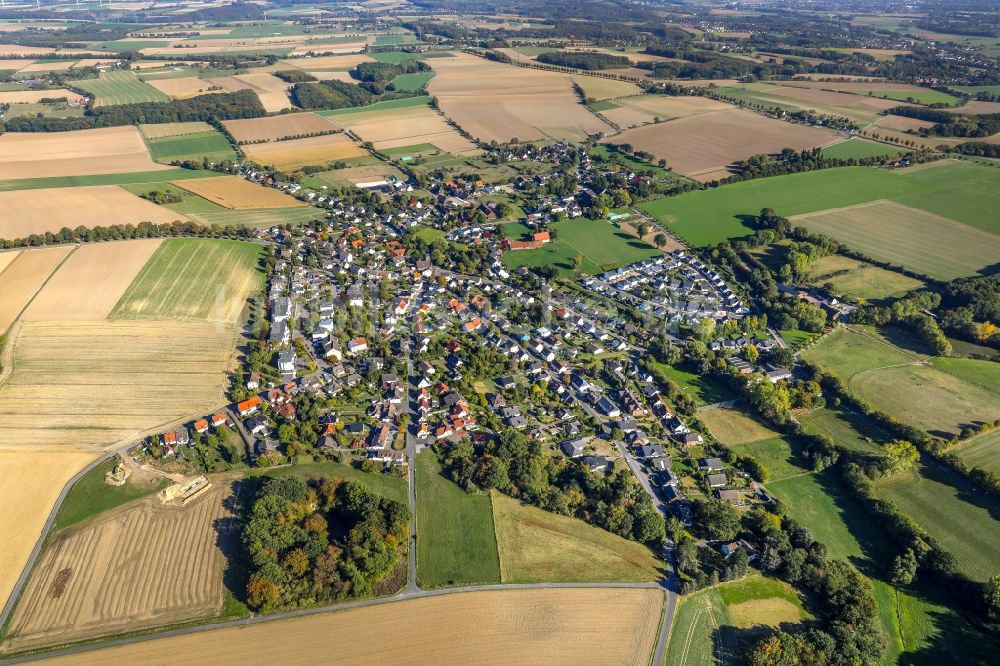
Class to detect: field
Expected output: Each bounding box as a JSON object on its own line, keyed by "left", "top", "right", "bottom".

{"left": 806, "top": 254, "right": 925, "bottom": 301}
{"left": 0, "top": 246, "right": 74, "bottom": 334}
{"left": 172, "top": 175, "right": 305, "bottom": 209}
{"left": 308, "top": 163, "right": 406, "bottom": 187}
{"left": 0, "top": 320, "right": 238, "bottom": 450}
{"left": 426, "top": 51, "right": 612, "bottom": 143}
{"left": 929, "top": 356, "right": 1000, "bottom": 391}
{"left": 241, "top": 133, "right": 367, "bottom": 170}
{"left": 790, "top": 201, "right": 1000, "bottom": 280}
{"left": 802, "top": 327, "right": 1000, "bottom": 438}
{"left": 0, "top": 88, "right": 81, "bottom": 104}
{"left": 42, "top": 588, "right": 663, "bottom": 666}
{"left": 183, "top": 207, "right": 323, "bottom": 229}
{"left": 222, "top": 111, "right": 336, "bottom": 143}
{"left": 197, "top": 74, "right": 291, "bottom": 112}
{"left": 820, "top": 138, "right": 903, "bottom": 160}
{"left": 665, "top": 576, "right": 808, "bottom": 666}
{"left": 391, "top": 70, "right": 434, "bottom": 91}
{"left": 714, "top": 83, "right": 900, "bottom": 125}
{"left": 0, "top": 126, "right": 168, "bottom": 181}
{"left": 876, "top": 463, "right": 1000, "bottom": 583}
{"left": 0, "top": 452, "right": 96, "bottom": 620}
{"left": 647, "top": 361, "right": 737, "bottom": 406}
{"left": 3, "top": 484, "right": 235, "bottom": 653}
{"left": 110, "top": 238, "right": 266, "bottom": 324}
{"left": 415, "top": 452, "right": 501, "bottom": 588}
{"left": 0, "top": 185, "right": 188, "bottom": 240}
{"left": 952, "top": 429, "right": 1000, "bottom": 475}
{"left": 146, "top": 129, "right": 237, "bottom": 164}
{"left": 0, "top": 168, "right": 220, "bottom": 193}
{"left": 144, "top": 76, "right": 221, "bottom": 99}
{"left": 571, "top": 74, "right": 642, "bottom": 101}
{"left": 73, "top": 71, "right": 169, "bottom": 107}
{"left": 598, "top": 94, "right": 732, "bottom": 129}
{"left": 637, "top": 161, "right": 1000, "bottom": 247}
{"left": 698, "top": 407, "right": 778, "bottom": 446}
{"left": 501, "top": 217, "right": 660, "bottom": 275}
{"left": 606, "top": 108, "right": 837, "bottom": 181}
{"left": 322, "top": 97, "right": 475, "bottom": 153}
{"left": 139, "top": 121, "right": 216, "bottom": 140}
{"left": 491, "top": 491, "right": 664, "bottom": 583}
{"left": 23, "top": 241, "right": 163, "bottom": 321}
{"left": 700, "top": 408, "right": 805, "bottom": 481}
{"left": 798, "top": 407, "right": 884, "bottom": 455}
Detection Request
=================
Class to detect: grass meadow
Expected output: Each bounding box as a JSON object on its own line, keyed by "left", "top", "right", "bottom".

{"left": 798, "top": 407, "right": 884, "bottom": 455}
{"left": 820, "top": 138, "right": 904, "bottom": 160}
{"left": 146, "top": 130, "right": 237, "bottom": 164}
{"left": 647, "top": 361, "right": 737, "bottom": 406}
{"left": 806, "top": 254, "right": 925, "bottom": 302}
{"left": 952, "top": 429, "right": 1000, "bottom": 475}
{"left": 415, "top": 452, "right": 501, "bottom": 588}
{"left": 0, "top": 168, "right": 219, "bottom": 193}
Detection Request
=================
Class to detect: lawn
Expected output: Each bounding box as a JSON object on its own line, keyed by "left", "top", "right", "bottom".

{"left": 798, "top": 407, "right": 884, "bottom": 455}
{"left": 647, "top": 360, "right": 738, "bottom": 406}
{"left": 415, "top": 451, "right": 501, "bottom": 588}
{"left": 146, "top": 130, "right": 237, "bottom": 164}
{"left": 390, "top": 71, "right": 434, "bottom": 92}
{"left": 74, "top": 71, "right": 169, "bottom": 107}
{"left": 409, "top": 225, "right": 446, "bottom": 243}
{"left": 820, "top": 138, "right": 904, "bottom": 160}
{"left": 637, "top": 162, "right": 1000, "bottom": 247}
{"left": 952, "top": 429, "right": 1000, "bottom": 475}
{"left": 665, "top": 576, "right": 809, "bottom": 666}
{"left": 806, "top": 254, "right": 925, "bottom": 302}
{"left": 875, "top": 463, "right": 1000, "bottom": 583}
{"left": 253, "top": 460, "right": 407, "bottom": 504}
{"left": 490, "top": 491, "right": 664, "bottom": 583}
{"left": 49, "top": 458, "right": 167, "bottom": 535}
{"left": 501, "top": 217, "right": 660, "bottom": 276}
{"left": 110, "top": 238, "right": 266, "bottom": 323}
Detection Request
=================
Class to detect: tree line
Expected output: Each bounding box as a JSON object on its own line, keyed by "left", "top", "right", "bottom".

{"left": 536, "top": 50, "right": 631, "bottom": 71}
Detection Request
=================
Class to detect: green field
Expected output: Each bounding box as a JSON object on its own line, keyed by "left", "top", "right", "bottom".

{"left": 876, "top": 463, "right": 1000, "bottom": 583}
{"left": 120, "top": 183, "right": 227, "bottom": 215}
{"left": 110, "top": 238, "right": 266, "bottom": 322}
{"left": 50, "top": 458, "right": 167, "bottom": 535}
{"left": 370, "top": 51, "right": 429, "bottom": 64}
{"left": 737, "top": 436, "right": 808, "bottom": 482}
{"left": 852, "top": 88, "right": 962, "bottom": 106}
{"left": 146, "top": 130, "right": 237, "bottom": 164}
{"left": 415, "top": 451, "right": 501, "bottom": 588}
{"left": 798, "top": 407, "right": 884, "bottom": 455}
{"left": 952, "top": 429, "right": 1000, "bottom": 474}
{"left": 74, "top": 71, "right": 169, "bottom": 107}
{"left": 502, "top": 217, "right": 660, "bottom": 275}
{"left": 184, "top": 207, "right": 323, "bottom": 228}
{"left": 491, "top": 491, "right": 664, "bottom": 583}
{"left": 637, "top": 162, "right": 1000, "bottom": 247}
{"left": 589, "top": 100, "right": 621, "bottom": 112}
{"left": 665, "top": 576, "right": 809, "bottom": 666}
{"left": 318, "top": 95, "right": 430, "bottom": 116}
{"left": 647, "top": 361, "right": 737, "bottom": 406}
{"left": 929, "top": 356, "right": 1000, "bottom": 393}
{"left": 0, "top": 168, "right": 220, "bottom": 193}
{"left": 252, "top": 460, "right": 407, "bottom": 504}
{"left": 699, "top": 408, "right": 778, "bottom": 446}
{"left": 390, "top": 71, "right": 434, "bottom": 92}
{"left": 806, "top": 254, "right": 925, "bottom": 302}
{"left": 820, "top": 138, "right": 904, "bottom": 160}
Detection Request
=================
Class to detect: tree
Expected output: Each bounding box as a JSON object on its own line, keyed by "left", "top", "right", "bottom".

{"left": 653, "top": 232, "right": 667, "bottom": 248}
{"left": 985, "top": 575, "right": 1000, "bottom": 622}
{"left": 570, "top": 254, "right": 583, "bottom": 271}
{"left": 636, "top": 221, "right": 649, "bottom": 238}
{"left": 882, "top": 440, "right": 919, "bottom": 476}
{"left": 890, "top": 548, "right": 918, "bottom": 586}
{"left": 744, "top": 344, "right": 759, "bottom": 364}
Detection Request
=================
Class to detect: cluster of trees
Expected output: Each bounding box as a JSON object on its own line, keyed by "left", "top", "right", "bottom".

{"left": 290, "top": 80, "right": 376, "bottom": 110}
{"left": 888, "top": 105, "right": 1000, "bottom": 138}
{"left": 353, "top": 59, "right": 430, "bottom": 85}
{"left": 0, "top": 218, "right": 258, "bottom": 250}
{"left": 3, "top": 90, "right": 265, "bottom": 132}
{"left": 437, "top": 424, "right": 665, "bottom": 547}
{"left": 138, "top": 189, "right": 184, "bottom": 205}
{"left": 535, "top": 50, "right": 630, "bottom": 71}
{"left": 273, "top": 70, "right": 317, "bottom": 83}
{"left": 938, "top": 274, "right": 1000, "bottom": 348}
{"left": 243, "top": 476, "right": 409, "bottom": 611}
{"left": 850, "top": 290, "right": 952, "bottom": 356}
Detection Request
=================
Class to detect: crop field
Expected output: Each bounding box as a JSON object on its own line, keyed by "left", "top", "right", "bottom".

{"left": 241, "top": 133, "right": 367, "bottom": 170}
{"left": 638, "top": 161, "right": 1000, "bottom": 247}
{"left": 222, "top": 112, "right": 337, "bottom": 143}
{"left": 952, "top": 100, "right": 1000, "bottom": 115}
{"left": 0, "top": 451, "right": 96, "bottom": 618}
{"left": 0, "top": 185, "right": 188, "bottom": 240}
{"left": 426, "top": 51, "right": 612, "bottom": 143}
{"left": 953, "top": 429, "right": 1000, "bottom": 475}
{"left": 23, "top": 241, "right": 163, "bottom": 321}
{"left": 204, "top": 72, "right": 292, "bottom": 112}
{"left": 111, "top": 238, "right": 266, "bottom": 323}
{"left": 0, "top": 88, "right": 81, "bottom": 104}
{"left": 143, "top": 76, "right": 221, "bottom": 99}
{"left": 278, "top": 54, "right": 374, "bottom": 70}
{"left": 172, "top": 175, "right": 304, "bottom": 209}
{"left": 806, "top": 254, "right": 925, "bottom": 301}
{"left": 571, "top": 74, "right": 642, "bottom": 101}
{"left": 0, "top": 126, "right": 168, "bottom": 181}
{"left": 715, "top": 83, "right": 900, "bottom": 124}
{"left": 73, "top": 71, "right": 169, "bottom": 107}
{"left": 323, "top": 98, "right": 476, "bottom": 153}
{"left": 4, "top": 484, "right": 235, "bottom": 653}
{"left": 803, "top": 327, "right": 1000, "bottom": 437}
{"left": 184, "top": 207, "right": 323, "bottom": 229}
{"left": 491, "top": 491, "right": 663, "bottom": 583}
{"left": 138, "top": 121, "right": 215, "bottom": 139}
{"left": 699, "top": 408, "right": 778, "bottom": 446}
{"left": 0, "top": 319, "right": 237, "bottom": 450}
{"left": 415, "top": 452, "right": 500, "bottom": 588}
{"left": 819, "top": 138, "right": 903, "bottom": 159}
{"left": 391, "top": 70, "right": 434, "bottom": 91}
{"left": 790, "top": 201, "right": 1000, "bottom": 280}
{"left": 0, "top": 246, "right": 75, "bottom": 334}
{"left": 798, "top": 407, "right": 884, "bottom": 455}
{"left": 876, "top": 463, "right": 1000, "bottom": 583}
{"left": 606, "top": 108, "right": 836, "bottom": 181}
{"left": 599, "top": 94, "right": 733, "bottom": 129}
{"left": 0, "top": 168, "right": 219, "bottom": 193}
{"left": 44, "top": 587, "right": 663, "bottom": 666}
{"left": 146, "top": 129, "right": 237, "bottom": 164}
{"left": 502, "top": 217, "right": 660, "bottom": 275}
{"left": 665, "top": 576, "right": 808, "bottom": 666}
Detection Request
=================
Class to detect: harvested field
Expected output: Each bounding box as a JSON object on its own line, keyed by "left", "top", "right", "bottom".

{"left": 0, "top": 126, "right": 167, "bottom": 181}
{"left": 144, "top": 76, "right": 221, "bottom": 99}
{"left": 22, "top": 241, "right": 163, "bottom": 321}
{"left": 791, "top": 200, "right": 1000, "bottom": 280}
{"left": 606, "top": 108, "right": 836, "bottom": 181}
{"left": 209, "top": 73, "right": 292, "bottom": 112}
{"left": 873, "top": 114, "right": 936, "bottom": 131}
{"left": 139, "top": 121, "right": 215, "bottom": 139}
{"left": 222, "top": 111, "right": 336, "bottom": 143}
{"left": 0, "top": 44, "right": 57, "bottom": 56}
{"left": 0, "top": 246, "right": 75, "bottom": 334}
{"left": 324, "top": 101, "right": 476, "bottom": 153}
{"left": 172, "top": 175, "right": 305, "bottom": 209}
{"left": 4, "top": 483, "right": 234, "bottom": 653}
{"left": 44, "top": 588, "right": 663, "bottom": 666}
{"left": 0, "top": 319, "right": 239, "bottom": 450}
{"left": 0, "top": 451, "right": 95, "bottom": 616}
{"left": 427, "top": 51, "right": 612, "bottom": 143}
{"left": 952, "top": 100, "right": 1000, "bottom": 115}
{"left": 0, "top": 185, "right": 188, "bottom": 240}
{"left": 0, "top": 88, "right": 81, "bottom": 104}
{"left": 110, "top": 238, "right": 266, "bottom": 323}
{"left": 278, "top": 54, "right": 374, "bottom": 69}
{"left": 571, "top": 75, "right": 642, "bottom": 101}
{"left": 241, "top": 133, "right": 367, "bottom": 170}
{"left": 600, "top": 94, "right": 732, "bottom": 128}
{"left": 0, "top": 248, "right": 19, "bottom": 275}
